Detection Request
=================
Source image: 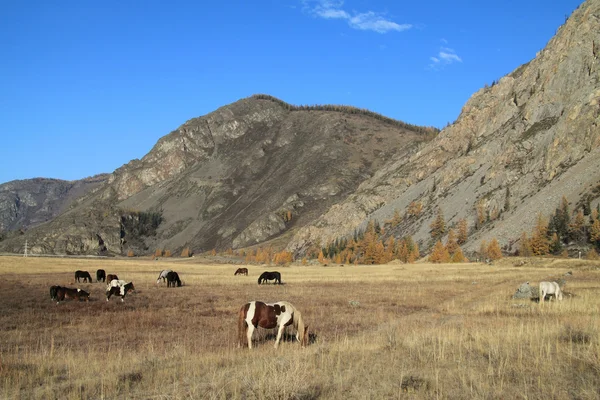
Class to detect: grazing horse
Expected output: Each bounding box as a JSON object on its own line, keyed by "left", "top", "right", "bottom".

{"left": 75, "top": 270, "right": 92, "bottom": 283}
{"left": 234, "top": 268, "right": 248, "bottom": 276}
{"left": 166, "top": 271, "right": 181, "bottom": 287}
{"left": 106, "top": 280, "right": 135, "bottom": 302}
{"left": 238, "top": 301, "right": 308, "bottom": 349}
{"left": 156, "top": 269, "right": 173, "bottom": 285}
{"left": 96, "top": 269, "right": 106, "bottom": 283}
{"left": 55, "top": 287, "right": 90, "bottom": 303}
{"left": 106, "top": 274, "right": 119, "bottom": 283}
{"left": 258, "top": 271, "right": 281, "bottom": 285}
{"left": 50, "top": 285, "right": 61, "bottom": 301}
{"left": 539, "top": 281, "right": 563, "bottom": 303}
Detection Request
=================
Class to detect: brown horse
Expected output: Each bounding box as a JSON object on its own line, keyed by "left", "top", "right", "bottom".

{"left": 55, "top": 287, "right": 90, "bottom": 303}
{"left": 234, "top": 268, "right": 248, "bottom": 276}
{"left": 106, "top": 274, "right": 119, "bottom": 283}
{"left": 238, "top": 301, "right": 308, "bottom": 349}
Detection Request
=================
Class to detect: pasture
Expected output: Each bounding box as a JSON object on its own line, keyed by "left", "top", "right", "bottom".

{"left": 0, "top": 255, "right": 599, "bottom": 399}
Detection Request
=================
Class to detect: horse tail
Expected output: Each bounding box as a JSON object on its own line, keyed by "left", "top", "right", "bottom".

{"left": 238, "top": 304, "right": 248, "bottom": 347}
{"left": 295, "top": 310, "right": 306, "bottom": 347}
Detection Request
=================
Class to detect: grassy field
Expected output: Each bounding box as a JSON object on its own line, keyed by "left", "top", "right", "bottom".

{"left": 0, "top": 255, "right": 599, "bottom": 399}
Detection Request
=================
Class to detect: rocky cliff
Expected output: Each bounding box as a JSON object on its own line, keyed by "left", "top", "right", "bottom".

{"left": 287, "top": 0, "right": 600, "bottom": 255}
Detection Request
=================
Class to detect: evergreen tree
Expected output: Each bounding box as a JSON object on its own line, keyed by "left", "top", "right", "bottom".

{"left": 530, "top": 213, "right": 550, "bottom": 255}
{"left": 569, "top": 209, "right": 587, "bottom": 244}
{"left": 519, "top": 232, "right": 533, "bottom": 257}
{"left": 430, "top": 207, "right": 447, "bottom": 241}
{"left": 446, "top": 229, "right": 459, "bottom": 254}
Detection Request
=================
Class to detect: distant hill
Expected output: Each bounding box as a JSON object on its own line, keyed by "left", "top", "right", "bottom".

{"left": 0, "top": 96, "right": 436, "bottom": 255}
{"left": 0, "top": 175, "right": 108, "bottom": 232}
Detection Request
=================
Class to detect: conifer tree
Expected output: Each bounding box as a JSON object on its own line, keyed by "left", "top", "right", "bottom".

{"left": 530, "top": 213, "right": 550, "bottom": 255}
{"left": 451, "top": 247, "right": 467, "bottom": 263}
{"left": 446, "top": 229, "right": 458, "bottom": 254}
{"left": 487, "top": 238, "right": 502, "bottom": 260}
{"left": 430, "top": 207, "right": 446, "bottom": 241}
{"left": 479, "top": 240, "right": 488, "bottom": 260}
{"left": 569, "top": 209, "right": 587, "bottom": 244}
{"left": 519, "top": 232, "right": 533, "bottom": 257}
{"left": 457, "top": 218, "right": 468, "bottom": 244}
{"left": 429, "top": 240, "right": 450, "bottom": 263}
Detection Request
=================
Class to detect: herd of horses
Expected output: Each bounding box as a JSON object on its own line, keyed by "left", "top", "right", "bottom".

{"left": 49, "top": 265, "right": 565, "bottom": 350}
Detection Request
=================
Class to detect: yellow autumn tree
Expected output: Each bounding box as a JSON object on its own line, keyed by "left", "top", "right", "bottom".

{"left": 519, "top": 232, "right": 533, "bottom": 257}
{"left": 407, "top": 201, "right": 423, "bottom": 218}
{"left": 430, "top": 207, "right": 446, "bottom": 241}
{"left": 479, "top": 240, "right": 488, "bottom": 260}
{"left": 446, "top": 229, "right": 458, "bottom": 255}
{"left": 530, "top": 213, "right": 550, "bottom": 255}
{"left": 487, "top": 238, "right": 502, "bottom": 260}
{"left": 451, "top": 247, "right": 467, "bottom": 263}
{"left": 429, "top": 240, "right": 450, "bottom": 263}
{"left": 457, "top": 218, "right": 468, "bottom": 244}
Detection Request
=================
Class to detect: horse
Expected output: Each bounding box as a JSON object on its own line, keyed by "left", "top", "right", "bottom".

{"left": 539, "top": 281, "right": 563, "bottom": 303}
{"left": 234, "top": 268, "right": 248, "bottom": 276}
{"left": 258, "top": 271, "right": 281, "bottom": 285}
{"left": 238, "top": 301, "right": 308, "bottom": 349}
{"left": 96, "top": 269, "right": 106, "bottom": 283}
{"left": 106, "top": 274, "right": 119, "bottom": 283}
{"left": 166, "top": 271, "right": 181, "bottom": 287}
{"left": 50, "top": 285, "right": 61, "bottom": 301}
{"left": 55, "top": 287, "right": 90, "bottom": 303}
{"left": 156, "top": 269, "right": 173, "bottom": 285}
{"left": 74, "top": 270, "right": 92, "bottom": 283}
{"left": 106, "top": 280, "right": 135, "bottom": 302}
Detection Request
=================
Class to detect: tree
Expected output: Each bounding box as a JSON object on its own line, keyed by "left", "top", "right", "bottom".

{"left": 446, "top": 229, "right": 459, "bottom": 255}
{"left": 569, "top": 209, "right": 587, "bottom": 244}
{"left": 549, "top": 233, "right": 563, "bottom": 255}
{"left": 430, "top": 207, "right": 446, "bottom": 241}
{"left": 519, "top": 232, "right": 533, "bottom": 257}
{"left": 487, "top": 239, "right": 502, "bottom": 260}
{"left": 429, "top": 240, "right": 450, "bottom": 263}
{"left": 457, "top": 218, "right": 468, "bottom": 244}
{"left": 451, "top": 247, "right": 467, "bottom": 263}
{"left": 590, "top": 218, "right": 600, "bottom": 244}
{"left": 476, "top": 200, "right": 486, "bottom": 228}
{"left": 530, "top": 213, "right": 550, "bottom": 256}
{"left": 391, "top": 209, "right": 402, "bottom": 227}
{"left": 550, "top": 196, "right": 570, "bottom": 241}
{"left": 407, "top": 201, "right": 423, "bottom": 218}
{"left": 479, "top": 240, "right": 488, "bottom": 260}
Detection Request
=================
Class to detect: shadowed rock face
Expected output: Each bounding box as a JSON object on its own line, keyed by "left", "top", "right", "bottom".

{"left": 0, "top": 97, "right": 434, "bottom": 255}
{"left": 287, "top": 0, "right": 600, "bottom": 256}
{"left": 0, "top": 175, "right": 109, "bottom": 232}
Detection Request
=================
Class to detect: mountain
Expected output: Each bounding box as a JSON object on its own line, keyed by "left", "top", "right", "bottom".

{"left": 0, "top": 96, "right": 436, "bottom": 255}
{"left": 2, "top": 0, "right": 597, "bottom": 258}
{"left": 287, "top": 0, "right": 600, "bottom": 255}
{"left": 0, "top": 175, "right": 108, "bottom": 232}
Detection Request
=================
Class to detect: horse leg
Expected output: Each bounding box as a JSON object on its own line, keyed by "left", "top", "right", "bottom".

{"left": 246, "top": 324, "right": 255, "bottom": 349}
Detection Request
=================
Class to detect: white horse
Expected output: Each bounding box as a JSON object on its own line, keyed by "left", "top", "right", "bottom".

{"left": 238, "top": 301, "right": 308, "bottom": 349}
{"left": 156, "top": 269, "right": 173, "bottom": 285}
{"left": 539, "top": 281, "right": 563, "bottom": 303}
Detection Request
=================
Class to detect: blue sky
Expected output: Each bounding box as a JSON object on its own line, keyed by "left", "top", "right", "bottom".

{"left": 0, "top": 0, "right": 583, "bottom": 184}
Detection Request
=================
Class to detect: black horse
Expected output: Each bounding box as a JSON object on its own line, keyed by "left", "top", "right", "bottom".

{"left": 166, "top": 271, "right": 182, "bottom": 287}
{"left": 258, "top": 271, "right": 281, "bottom": 285}
{"left": 75, "top": 270, "right": 92, "bottom": 283}
{"left": 50, "top": 285, "right": 61, "bottom": 301}
{"left": 96, "top": 269, "right": 106, "bottom": 282}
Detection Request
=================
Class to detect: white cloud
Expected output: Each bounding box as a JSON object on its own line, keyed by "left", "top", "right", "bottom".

{"left": 429, "top": 44, "right": 462, "bottom": 69}
{"left": 301, "top": 0, "right": 411, "bottom": 34}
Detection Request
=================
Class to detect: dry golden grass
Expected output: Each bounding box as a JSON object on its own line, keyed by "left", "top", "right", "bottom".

{"left": 1, "top": 256, "right": 599, "bottom": 399}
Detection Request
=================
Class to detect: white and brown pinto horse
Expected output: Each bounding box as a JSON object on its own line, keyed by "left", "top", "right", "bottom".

{"left": 539, "top": 281, "right": 563, "bottom": 303}
{"left": 156, "top": 269, "right": 172, "bottom": 285}
{"left": 106, "top": 279, "right": 135, "bottom": 302}
{"left": 238, "top": 301, "right": 308, "bottom": 349}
